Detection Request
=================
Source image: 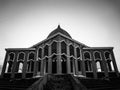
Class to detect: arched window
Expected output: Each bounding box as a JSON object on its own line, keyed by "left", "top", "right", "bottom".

{"left": 38, "top": 48, "right": 42, "bottom": 58}
{"left": 94, "top": 51, "right": 101, "bottom": 60}
{"left": 44, "top": 45, "right": 49, "bottom": 56}
{"left": 96, "top": 61, "right": 102, "bottom": 72}
{"left": 84, "top": 52, "right": 91, "bottom": 60}
{"left": 61, "top": 55, "right": 67, "bottom": 73}
{"left": 105, "top": 52, "right": 111, "bottom": 60}
{"left": 85, "top": 60, "right": 92, "bottom": 71}
{"left": 9, "top": 53, "right": 15, "bottom": 61}
{"left": 28, "top": 52, "right": 35, "bottom": 60}
{"left": 77, "top": 59, "right": 81, "bottom": 71}
{"left": 18, "top": 52, "right": 25, "bottom": 61}
{"left": 76, "top": 47, "right": 80, "bottom": 58}
{"left": 61, "top": 41, "right": 67, "bottom": 54}
{"left": 69, "top": 45, "right": 74, "bottom": 56}
{"left": 51, "top": 41, "right": 57, "bottom": 54}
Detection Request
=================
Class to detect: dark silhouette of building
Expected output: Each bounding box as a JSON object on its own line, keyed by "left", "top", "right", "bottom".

{"left": 0, "top": 25, "right": 120, "bottom": 90}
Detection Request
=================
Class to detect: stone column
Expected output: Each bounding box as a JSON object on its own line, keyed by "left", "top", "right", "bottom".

{"left": 57, "top": 41, "right": 61, "bottom": 74}
{"left": 101, "top": 50, "right": 109, "bottom": 78}
{"left": 67, "top": 44, "right": 70, "bottom": 74}
{"left": 48, "top": 45, "right": 52, "bottom": 74}
{"left": 11, "top": 51, "right": 18, "bottom": 78}
{"left": 81, "top": 49, "right": 86, "bottom": 76}
{"left": 1, "top": 51, "right": 8, "bottom": 78}
{"left": 22, "top": 51, "right": 29, "bottom": 78}
{"left": 90, "top": 50, "right": 97, "bottom": 79}
{"left": 110, "top": 50, "right": 119, "bottom": 77}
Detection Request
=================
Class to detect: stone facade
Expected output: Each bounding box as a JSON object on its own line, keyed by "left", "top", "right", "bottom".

{"left": 1, "top": 25, "right": 119, "bottom": 79}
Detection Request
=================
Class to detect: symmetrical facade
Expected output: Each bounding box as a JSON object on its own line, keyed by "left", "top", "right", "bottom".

{"left": 1, "top": 25, "right": 119, "bottom": 79}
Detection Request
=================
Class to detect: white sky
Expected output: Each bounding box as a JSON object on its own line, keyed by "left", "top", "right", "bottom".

{"left": 0, "top": 0, "right": 120, "bottom": 71}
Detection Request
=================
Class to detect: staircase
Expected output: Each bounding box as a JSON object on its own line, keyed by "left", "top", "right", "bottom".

{"left": 27, "top": 74, "right": 87, "bottom": 90}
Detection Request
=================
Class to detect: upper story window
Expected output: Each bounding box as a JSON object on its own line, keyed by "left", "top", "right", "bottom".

{"left": 8, "top": 52, "right": 15, "bottom": 61}
{"left": 94, "top": 51, "right": 101, "bottom": 60}
{"left": 69, "top": 44, "right": 74, "bottom": 56}
{"left": 28, "top": 52, "right": 35, "bottom": 60}
{"left": 18, "top": 52, "right": 25, "bottom": 61}
{"left": 51, "top": 41, "right": 57, "bottom": 54}
{"left": 61, "top": 41, "right": 67, "bottom": 54}
{"left": 38, "top": 48, "right": 42, "bottom": 58}
{"left": 104, "top": 51, "right": 111, "bottom": 60}
{"left": 76, "top": 47, "right": 80, "bottom": 58}
{"left": 44, "top": 45, "right": 49, "bottom": 56}
{"left": 84, "top": 51, "right": 91, "bottom": 60}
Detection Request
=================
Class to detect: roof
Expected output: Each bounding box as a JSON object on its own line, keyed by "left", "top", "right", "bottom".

{"left": 47, "top": 25, "right": 72, "bottom": 38}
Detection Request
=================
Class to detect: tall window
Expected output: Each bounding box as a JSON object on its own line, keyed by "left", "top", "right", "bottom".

{"left": 16, "top": 62, "right": 23, "bottom": 73}
{"left": 104, "top": 51, "right": 114, "bottom": 71}
{"left": 51, "top": 41, "right": 57, "bottom": 54}
{"left": 96, "top": 61, "right": 102, "bottom": 72}
{"left": 52, "top": 55, "right": 57, "bottom": 74}
{"left": 44, "top": 45, "right": 49, "bottom": 56}
{"left": 61, "top": 55, "right": 67, "bottom": 73}
{"left": 38, "top": 48, "right": 42, "bottom": 58}
{"left": 69, "top": 45, "right": 74, "bottom": 56}
{"left": 27, "top": 52, "right": 35, "bottom": 72}
{"left": 77, "top": 59, "right": 81, "bottom": 71}
{"left": 37, "top": 60, "right": 41, "bottom": 72}
{"left": 85, "top": 60, "right": 92, "bottom": 71}
{"left": 6, "top": 52, "right": 15, "bottom": 72}
{"left": 70, "top": 57, "right": 75, "bottom": 73}
{"left": 76, "top": 47, "right": 80, "bottom": 58}
{"left": 61, "top": 41, "right": 67, "bottom": 54}
{"left": 44, "top": 57, "right": 48, "bottom": 73}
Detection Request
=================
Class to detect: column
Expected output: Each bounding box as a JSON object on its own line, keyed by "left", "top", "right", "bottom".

{"left": 111, "top": 50, "right": 119, "bottom": 77}
{"left": 33, "top": 49, "right": 38, "bottom": 76}
{"left": 48, "top": 45, "right": 52, "bottom": 74}
{"left": 57, "top": 41, "right": 61, "bottom": 74}
{"left": 22, "top": 51, "right": 29, "bottom": 78}
{"left": 101, "top": 50, "right": 109, "bottom": 78}
{"left": 90, "top": 50, "right": 97, "bottom": 79}
{"left": 81, "top": 49, "right": 86, "bottom": 76}
{"left": 67, "top": 44, "right": 70, "bottom": 74}
{"left": 11, "top": 51, "right": 18, "bottom": 78}
{"left": 1, "top": 51, "right": 8, "bottom": 78}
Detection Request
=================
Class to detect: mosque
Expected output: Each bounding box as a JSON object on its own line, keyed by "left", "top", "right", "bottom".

{"left": 0, "top": 25, "right": 120, "bottom": 90}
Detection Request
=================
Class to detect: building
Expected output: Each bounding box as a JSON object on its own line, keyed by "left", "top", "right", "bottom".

{"left": 1, "top": 25, "right": 119, "bottom": 79}
{"left": 0, "top": 25, "right": 120, "bottom": 90}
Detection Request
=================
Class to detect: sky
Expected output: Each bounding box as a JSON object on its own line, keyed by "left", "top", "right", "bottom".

{"left": 0, "top": 0, "right": 120, "bottom": 71}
